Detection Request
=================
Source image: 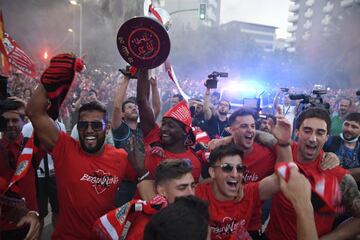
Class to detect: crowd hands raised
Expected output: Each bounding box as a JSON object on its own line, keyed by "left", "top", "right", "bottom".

{"left": 1, "top": 59, "right": 360, "bottom": 240}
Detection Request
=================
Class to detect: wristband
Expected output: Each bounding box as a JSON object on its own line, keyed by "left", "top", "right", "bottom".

{"left": 278, "top": 142, "right": 291, "bottom": 147}
{"left": 28, "top": 211, "right": 40, "bottom": 218}
{"left": 137, "top": 171, "right": 150, "bottom": 183}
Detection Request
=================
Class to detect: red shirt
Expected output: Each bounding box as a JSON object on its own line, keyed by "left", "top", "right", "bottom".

{"left": 242, "top": 142, "right": 276, "bottom": 183}
{"left": 0, "top": 135, "right": 38, "bottom": 231}
{"left": 124, "top": 212, "right": 151, "bottom": 240}
{"left": 265, "top": 143, "right": 348, "bottom": 240}
{"left": 144, "top": 125, "right": 202, "bottom": 181}
{"left": 242, "top": 142, "right": 276, "bottom": 230}
{"left": 196, "top": 182, "right": 261, "bottom": 240}
{"left": 51, "top": 132, "right": 135, "bottom": 240}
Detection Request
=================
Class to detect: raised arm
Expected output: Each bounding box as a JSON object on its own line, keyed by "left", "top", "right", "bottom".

{"left": 203, "top": 88, "right": 212, "bottom": 120}
{"left": 150, "top": 76, "right": 161, "bottom": 120}
{"left": 111, "top": 74, "right": 130, "bottom": 130}
{"left": 136, "top": 69, "right": 156, "bottom": 137}
{"left": 25, "top": 84, "right": 59, "bottom": 151}
{"left": 272, "top": 115, "right": 293, "bottom": 163}
{"left": 273, "top": 89, "right": 281, "bottom": 111}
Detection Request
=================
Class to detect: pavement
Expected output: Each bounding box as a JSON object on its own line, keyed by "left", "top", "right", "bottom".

{"left": 40, "top": 206, "right": 53, "bottom": 240}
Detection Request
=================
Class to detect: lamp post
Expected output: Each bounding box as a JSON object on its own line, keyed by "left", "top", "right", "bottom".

{"left": 69, "top": 0, "right": 82, "bottom": 57}
{"left": 68, "top": 28, "right": 75, "bottom": 52}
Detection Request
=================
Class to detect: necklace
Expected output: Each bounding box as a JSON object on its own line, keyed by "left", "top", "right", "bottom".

{"left": 217, "top": 118, "right": 228, "bottom": 138}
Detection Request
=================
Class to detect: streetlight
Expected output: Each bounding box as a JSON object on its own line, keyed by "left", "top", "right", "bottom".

{"left": 68, "top": 28, "right": 75, "bottom": 52}
{"left": 69, "top": 0, "right": 82, "bottom": 57}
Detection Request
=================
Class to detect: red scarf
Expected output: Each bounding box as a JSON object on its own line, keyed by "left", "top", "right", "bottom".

{"left": 93, "top": 195, "right": 168, "bottom": 240}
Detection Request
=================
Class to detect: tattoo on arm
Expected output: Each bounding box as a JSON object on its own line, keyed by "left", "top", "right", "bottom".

{"left": 340, "top": 174, "right": 360, "bottom": 217}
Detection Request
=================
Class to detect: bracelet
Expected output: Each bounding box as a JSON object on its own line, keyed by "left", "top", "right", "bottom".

{"left": 27, "top": 211, "right": 40, "bottom": 218}
{"left": 278, "top": 142, "right": 291, "bottom": 147}
{"left": 137, "top": 171, "right": 150, "bottom": 182}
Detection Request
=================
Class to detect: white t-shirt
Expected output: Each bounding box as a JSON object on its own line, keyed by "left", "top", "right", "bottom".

{"left": 279, "top": 104, "right": 296, "bottom": 129}
{"left": 22, "top": 120, "right": 66, "bottom": 177}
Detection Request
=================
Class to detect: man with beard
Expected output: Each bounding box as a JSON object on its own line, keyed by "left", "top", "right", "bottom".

{"left": 257, "top": 115, "right": 273, "bottom": 133}
{"left": 111, "top": 74, "right": 144, "bottom": 207}
{"left": 136, "top": 69, "right": 203, "bottom": 200}
{"left": 266, "top": 108, "right": 360, "bottom": 239}
{"left": 324, "top": 112, "right": 360, "bottom": 183}
{"left": 203, "top": 87, "right": 231, "bottom": 139}
{"left": 26, "top": 84, "right": 147, "bottom": 239}
{"left": 0, "top": 98, "right": 40, "bottom": 240}
{"left": 331, "top": 98, "right": 352, "bottom": 135}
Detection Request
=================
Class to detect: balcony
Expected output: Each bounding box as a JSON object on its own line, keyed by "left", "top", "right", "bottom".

{"left": 323, "top": 2, "right": 334, "bottom": 13}
{"left": 321, "top": 15, "right": 331, "bottom": 25}
{"left": 302, "top": 32, "right": 310, "bottom": 40}
{"left": 305, "top": 0, "right": 314, "bottom": 7}
{"left": 289, "top": 3, "right": 300, "bottom": 12}
{"left": 287, "top": 25, "right": 298, "bottom": 33}
{"left": 287, "top": 47, "right": 296, "bottom": 53}
{"left": 286, "top": 36, "right": 296, "bottom": 43}
{"left": 288, "top": 14, "right": 299, "bottom": 23}
{"left": 304, "top": 8, "right": 314, "bottom": 18}
{"left": 303, "top": 20, "right": 312, "bottom": 29}
{"left": 340, "top": 0, "right": 354, "bottom": 7}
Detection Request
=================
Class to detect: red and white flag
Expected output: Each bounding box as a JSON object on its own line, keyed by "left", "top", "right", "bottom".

{"left": 0, "top": 11, "right": 10, "bottom": 74}
{"left": 0, "top": 32, "right": 37, "bottom": 78}
{"left": 0, "top": 11, "right": 36, "bottom": 78}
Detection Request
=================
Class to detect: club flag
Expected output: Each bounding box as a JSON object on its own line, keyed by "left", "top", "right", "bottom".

{"left": 0, "top": 11, "right": 10, "bottom": 74}
{"left": 0, "top": 33, "right": 37, "bottom": 78}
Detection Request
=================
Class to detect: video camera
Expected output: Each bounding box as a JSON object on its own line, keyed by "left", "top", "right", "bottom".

{"left": 205, "top": 71, "right": 228, "bottom": 89}
{"left": 289, "top": 88, "right": 329, "bottom": 111}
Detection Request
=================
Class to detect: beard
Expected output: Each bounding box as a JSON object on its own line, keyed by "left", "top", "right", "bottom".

{"left": 125, "top": 113, "right": 138, "bottom": 122}
{"left": 343, "top": 132, "right": 358, "bottom": 141}
{"left": 79, "top": 135, "right": 105, "bottom": 154}
{"left": 218, "top": 110, "right": 228, "bottom": 116}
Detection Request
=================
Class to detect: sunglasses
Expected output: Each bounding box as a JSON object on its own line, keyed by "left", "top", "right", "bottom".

{"left": 213, "top": 163, "right": 246, "bottom": 174}
{"left": 77, "top": 121, "right": 105, "bottom": 131}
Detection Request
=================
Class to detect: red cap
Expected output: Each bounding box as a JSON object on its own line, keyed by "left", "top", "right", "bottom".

{"left": 163, "top": 100, "right": 192, "bottom": 130}
{"left": 163, "top": 100, "right": 196, "bottom": 146}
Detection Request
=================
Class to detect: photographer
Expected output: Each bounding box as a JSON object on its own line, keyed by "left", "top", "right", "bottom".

{"left": 203, "top": 72, "right": 231, "bottom": 140}
{"left": 203, "top": 88, "right": 231, "bottom": 139}
{"left": 273, "top": 88, "right": 297, "bottom": 131}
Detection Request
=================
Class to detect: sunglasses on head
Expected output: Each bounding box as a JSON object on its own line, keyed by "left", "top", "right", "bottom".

{"left": 77, "top": 121, "right": 105, "bottom": 131}
{"left": 213, "top": 163, "right": 246, "bottom": 173}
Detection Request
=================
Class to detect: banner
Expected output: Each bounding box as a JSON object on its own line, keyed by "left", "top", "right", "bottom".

{"left": 0, "top": 11, "right": 10, "bottom": 74}
{"left": 0, "top": 32, "right": 37, "bottom": 78}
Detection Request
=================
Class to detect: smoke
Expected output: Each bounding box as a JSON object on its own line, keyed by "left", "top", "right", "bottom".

{"left": 0, "top": 0, "right": 359, "bottom": 88}
{"left": 0, "top": 0, "right": 144, "bottom": 67}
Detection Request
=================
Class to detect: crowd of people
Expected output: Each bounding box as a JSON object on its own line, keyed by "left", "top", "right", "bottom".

{"left": 1, "top": 55, "right": 360, "bottom": 240}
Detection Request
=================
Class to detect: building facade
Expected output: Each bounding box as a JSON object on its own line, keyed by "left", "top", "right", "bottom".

{"left": 221, "top": 21, "right": 277, "bottom": 52}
